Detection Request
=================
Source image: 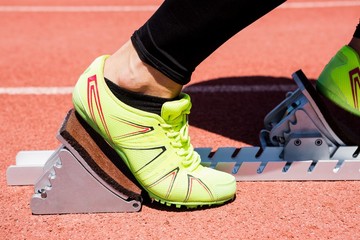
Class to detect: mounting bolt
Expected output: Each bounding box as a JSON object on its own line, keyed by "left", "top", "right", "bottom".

{"left": 39, "top": 189, "right": 47, "bottom": 199}
{"left": 315, "top": 139, "right": 323, "bottom": 146}
{"left": 294, "top": 139, "right": 302, "bottom": 146}
{"left": 133, "top": 203, "right": 139, "bottom": 208}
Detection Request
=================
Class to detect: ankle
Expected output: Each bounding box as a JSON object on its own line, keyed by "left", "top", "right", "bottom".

{"left": 104, "top": 41, "right": 182, "bottom": 99}
{"left": 348, "top": 37, "right": 360, "bottom": 55}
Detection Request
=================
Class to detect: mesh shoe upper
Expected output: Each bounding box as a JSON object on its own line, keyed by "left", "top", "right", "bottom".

{"left": 317, "top": 45, "right": 360, "bottom": 117}
{"left": 72, "top": 55, "right": 236, "bottom": 206}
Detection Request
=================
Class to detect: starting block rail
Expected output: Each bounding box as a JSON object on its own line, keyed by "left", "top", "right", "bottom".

{"left": 199, "top": 146, "right": 360, "bottom": 181}
{"left": 7, "top": 146, "right": 360, "bottom": 186}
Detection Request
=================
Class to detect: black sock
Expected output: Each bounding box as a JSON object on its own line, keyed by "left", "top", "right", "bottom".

{"left": 105, "top": 78, "right": 177, "bottom": 116}
{"left": 354, "top": 21, "right": 360, "bottom": 38}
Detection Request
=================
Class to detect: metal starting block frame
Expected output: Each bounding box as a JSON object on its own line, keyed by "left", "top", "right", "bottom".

{"left": 199, "top": 146, "right": 360, "bottom": 181}
{"left": 200, "top": 70, "right": 360, "bottom": 180}
{"left": 8, "top": 109, "right": 143, "bottom": 214}
{"left": 7, "top": 147, "right": 142, "bottom": 214}
{"left": 29, "top": 146, "right": 142, "bottom": 214}
{"left": 6, "top": 70, "right": 360, "bottom": 215}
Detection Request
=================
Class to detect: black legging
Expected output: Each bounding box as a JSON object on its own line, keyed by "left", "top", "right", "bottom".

{"left": 131, "top": 0, "right": 286, "bottom": 85}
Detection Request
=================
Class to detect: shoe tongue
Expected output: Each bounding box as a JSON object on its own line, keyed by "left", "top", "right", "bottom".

{"left": 161, "top": 93, "right": 191, "bottom": 121}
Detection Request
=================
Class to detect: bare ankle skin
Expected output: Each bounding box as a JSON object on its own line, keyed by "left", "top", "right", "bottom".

{"left": 348, "top": 37, "right": 360, "bottom": 55}
{"left": 104, "top": 41, "right": 182, "bottom": 99}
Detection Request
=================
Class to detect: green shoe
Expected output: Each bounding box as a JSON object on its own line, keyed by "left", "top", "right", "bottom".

{"left": 317, "top": 45, "right": 360, "bottom": 117}
{"left": 72, "top": 55, "right": 236, "bottom": 208}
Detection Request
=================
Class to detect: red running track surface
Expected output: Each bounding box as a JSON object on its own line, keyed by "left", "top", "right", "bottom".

{"left": 1, "top": 0, "right": 360, "bottom": 239}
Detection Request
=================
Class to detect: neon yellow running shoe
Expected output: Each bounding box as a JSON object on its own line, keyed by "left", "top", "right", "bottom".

{"left": 317, "top": 45, "right": 360, "bottom": 117}
{"left": 72, "top": 55, "right": 236, "bottom": 208}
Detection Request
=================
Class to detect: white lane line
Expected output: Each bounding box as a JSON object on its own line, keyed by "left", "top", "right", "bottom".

{"left": 0, "top": 5, "right": 159, "bottom": 12}
{"left": 280, "top": 1, "right": 360, "bottom": 8}
{"left": 0, "top": 1, "right": 358, "bottom": 12}
{"left": 0, "top": 84, "right": 297, "bottom": 95}
{"left": 0, "top": 87, "right": 74, "bottom": 95}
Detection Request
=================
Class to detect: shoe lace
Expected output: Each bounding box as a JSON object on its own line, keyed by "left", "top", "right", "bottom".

{"left": 160, "top": 108, "right": 200, "bottom": 171}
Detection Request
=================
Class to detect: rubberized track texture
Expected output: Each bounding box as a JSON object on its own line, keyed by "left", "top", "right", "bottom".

{"left": 1, "top": 0, "right": 360, "bottom": 239}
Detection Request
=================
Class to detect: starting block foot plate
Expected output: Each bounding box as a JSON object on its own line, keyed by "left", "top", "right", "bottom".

{"left": 25, "top": 109, "right": 143, "bottom": 214}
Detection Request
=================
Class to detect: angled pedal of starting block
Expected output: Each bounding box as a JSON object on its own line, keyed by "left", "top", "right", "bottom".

{"left": 8, "top": 109, "right": 143, "bottom": 214}
{"left": 199, "top": 69, "right": 360, "bottom": 181}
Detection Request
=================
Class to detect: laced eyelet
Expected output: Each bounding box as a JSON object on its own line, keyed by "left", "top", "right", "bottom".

{"left": 159, "top": 110, "right": 201, "bottom": 171}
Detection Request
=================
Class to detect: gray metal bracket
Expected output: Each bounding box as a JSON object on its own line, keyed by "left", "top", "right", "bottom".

{"left": 30, "top": 145, "right": 141, "bottom": 214}
{"left": 198, "top": 70, "right": 360, "bottom": 181}
{"left": 7, "top": 108, "right": 143, "bottom": 214}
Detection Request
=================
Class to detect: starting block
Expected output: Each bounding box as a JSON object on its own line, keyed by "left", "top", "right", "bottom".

{"left": 8, "top": 109, "right": 143, "bottom": 214}
{"left": 200, "top": 70, "right": 360, "bottom": 180}
{"left": 6, "top": 70, "right": 360, "bottom": 214}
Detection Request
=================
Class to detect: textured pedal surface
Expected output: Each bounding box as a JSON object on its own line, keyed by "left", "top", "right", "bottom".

{"left": 198, "top": 146, "right": 360, "bottom": 181}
